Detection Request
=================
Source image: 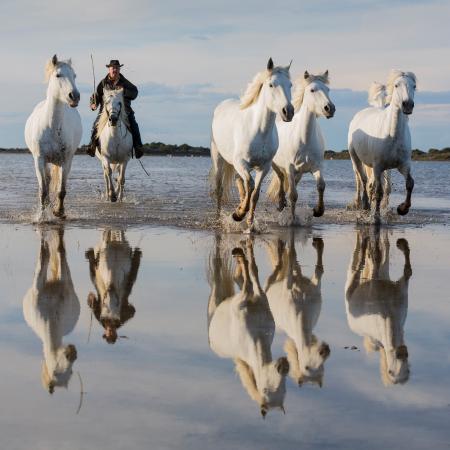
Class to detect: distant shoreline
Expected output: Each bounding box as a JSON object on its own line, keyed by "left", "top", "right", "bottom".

{"left": 2, "top": 143, "right": 450, "bottom": 161}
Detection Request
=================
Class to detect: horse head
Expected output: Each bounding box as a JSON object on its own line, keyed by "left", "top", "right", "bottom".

{"left": 284, "top": 337, "right": 330, "bottom": 388}
{"left": 45, "top": 54, "right": 80, "bottom": 107}
{"left": 294, "top": 70, "right": 335, "bottom": 118}
{"left": 386, "top": 70, "right": 416, "bottom": 115}
{"left": 103, "top": 88, "right": 125, "bottom": 126}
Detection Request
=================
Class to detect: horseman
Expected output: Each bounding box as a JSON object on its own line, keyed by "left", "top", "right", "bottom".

{"left": 88, "top": 59, "right": 143, "bottom": 158}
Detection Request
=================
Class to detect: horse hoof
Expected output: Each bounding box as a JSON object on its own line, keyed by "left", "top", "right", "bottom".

{"left": 232, "top": 247, "right": 245, "bottom": 257}
{"left": 53, "top": 210, "right": 66, "bottom": 220}
{"left": 396, "top": 238, "right": 409, "bottom": 252}
{"left": 110, "top": 195, "right": 117, "bottom": 203}
{"left": 397, "top": 204, "right": 409, "bottom": 215}
{"left": 232, "top": 212, "right": 244, "bottom": 222}
{"left": 313, "top": 206, "right": 324, "bottom": 217}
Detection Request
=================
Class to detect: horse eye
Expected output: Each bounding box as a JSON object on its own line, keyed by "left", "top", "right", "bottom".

{"left": 56, "top": 74, "right": 61, "bottom": 78}
{"left": 310, "top": 89, "right": 315, "bottom": 93}
{"left": 413, "top": 85, "right": 416, "bottom": 89}
{"left": 269, "top": 83, "right": 274, "bottom": 88}
{"left": 395, "top": 84, "right": 398, "bottom": 88}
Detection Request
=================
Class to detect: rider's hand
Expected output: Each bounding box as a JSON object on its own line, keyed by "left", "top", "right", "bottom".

{"left": 90, "top": 103, "right": 97, "bottom": 111}
{"left": 90, "top": 94, "right": 97, "bottom": 110}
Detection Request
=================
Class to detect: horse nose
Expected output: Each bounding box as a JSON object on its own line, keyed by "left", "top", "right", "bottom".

{"left": 282, "top": 104, "right": 294, "bottom": 122}
{"left": 319, "top": 343, "right": 331, "bottom": 357}
{"left": 325, "top": 103, "right": 335, "bottom": 117}
{"left": 68, "top": 91, "right": 80, "bottom": 105}
{"left": 402, "top": 100, "right": 414, "bottom": 113}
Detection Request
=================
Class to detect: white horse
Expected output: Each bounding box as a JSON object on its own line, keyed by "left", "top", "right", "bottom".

{"left": 210, "top": 58, "right": 294, "bottom": 231}
{"left": 22, "top": 227, "right": 80, "bottom": 393}
{"left": 96, "top": 88, "right": 133, "bottom": 202}
{"left": 25, "top": 55, "right": 82, "bottom": 218}
{"left": 345, "top": 229, "right": 411, "bottom": 385}
{"left": 268, "top": 71, "right": 335, "bottom": 220}
{"left": 86, "top": 229, "right": 141, "bottom": 344}
{"left": 207, "top": 237, "right": 289, "bottom": 417}
{"left": 265, "top": 233, "right": 330, "bottom": 387}
{"left": 348, "top": 70, "right": 417, "bottom": 221}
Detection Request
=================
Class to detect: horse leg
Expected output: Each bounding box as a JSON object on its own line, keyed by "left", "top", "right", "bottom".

{"left": 246, "top": 167, "right": 268, "bottom": 231}
{"left": 53, "top": 160, "right": 71, "bottom": 218}
{"left": 396, "top": 238, "right": 412, "bottom": 281}
{"left": 397, "top": 165, "right": 414, "bottom": 216}
{"left": 34, "top": 156, "right": 49, "bottom": 210}
{"left": 287, "top": 165, "right": 298, "bottom": 221}
{"left": 372, "top": 168, "right": 384, "bottom": 224}
{"left": 381, "top": 170, "right": 391, "bottom": 210}
{"left": 235, "top": 175, "right": 246, "bottom": 206}
{"left": 102, "top": 160, "right": 116, "bottom": 202}
{"left": 116, "top": 162, "right": 127, "bottom": 202}
{"left": 312, "top": 168, "right": 325, "bottom": 217}
{"left": 312, "top": 237, "right": 324, "bottom": 284}
{"left": 348, "top": 149, "right": 369, "bottom": 210}
{"left": 272, "top": 162, "right": 287, "bottom": 211}
{"left": 232, "top": 162, "right": 253, "bottom": 222}
{"left": 210, "top": 139, "right": 224, "bottom": 214}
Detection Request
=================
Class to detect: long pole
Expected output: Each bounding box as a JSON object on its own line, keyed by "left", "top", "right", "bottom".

{"left": 90, "top": 54, "right": 96, "bottom": 105}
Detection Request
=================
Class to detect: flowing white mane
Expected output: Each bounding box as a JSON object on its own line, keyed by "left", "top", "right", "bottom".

{"left": 386, "top": 70, "right": 417, "bottom": 104}
{"left": 44, "top": 58, "right": 72, "bottom": 82}
{"left": 292, "top": 72, "right": 329, "bottom": 111}
{"left": 240, "top": 67, "right": 290, "bottom": 110}
{"left": 368, "top": 82, "right": 387, "bottom": 108}
{"left": 96, "top": 90, "right": 129, "bottom": 139}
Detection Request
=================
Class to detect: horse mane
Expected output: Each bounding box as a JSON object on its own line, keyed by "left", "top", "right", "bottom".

{"left": 96, "top": 89, "right": 129, "bottom": 140}
{"left": 292, "top": 72, "right": 329, "bottom": 111}
{"left": 234, "top": 358, "right": 263, "bottom": 404}
{"left": 368, "top": 82, "right": 387, "bottom": 108}
{"left": 44, "top": 58, "right": 72, "bottom": 82}
{"left": 386, "top": 70, "right": 417, "bottom": 104}
{"left": 240, "top": 66, "right": 290, "bottom": 110}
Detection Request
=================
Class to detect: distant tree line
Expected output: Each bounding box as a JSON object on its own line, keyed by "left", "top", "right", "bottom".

{"left": 1, "top": 144, "right": 450, "bottom": 160}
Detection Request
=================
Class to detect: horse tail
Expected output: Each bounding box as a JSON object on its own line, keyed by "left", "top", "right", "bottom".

{"left": 209, "top": 137, "right": 235, "bottom": 209}
{"left": 267, "top": 168, "right": 288, "bottom": 203}
{"left": 368, "top": 82, "right": 387, "bottom": 108}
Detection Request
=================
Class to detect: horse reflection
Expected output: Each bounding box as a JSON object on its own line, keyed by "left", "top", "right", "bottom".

{"left": 265, "top": 233, "right": 330, "bottom": 388}
{"left": 86, "top": 229, "right": 141, "bottom": 344}
{"left": 23, "top": 227, "right": 80, "bottom": 394}
{"left": 345, "top": 229, "right": 411, "bottom": 385}
{"left": 207, "top": 237, "right": 289, "bottom": 418}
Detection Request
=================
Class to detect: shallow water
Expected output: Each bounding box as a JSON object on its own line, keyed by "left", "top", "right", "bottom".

{"left": 1, "top": 222, "right": 449, "bottom": 450}
{"left": 1, "top": 154, "right": 450, "bottom": 227}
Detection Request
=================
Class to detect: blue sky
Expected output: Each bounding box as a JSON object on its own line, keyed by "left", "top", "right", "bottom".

{"left": 1, "top": 0, "right": 449, "bottom": 149}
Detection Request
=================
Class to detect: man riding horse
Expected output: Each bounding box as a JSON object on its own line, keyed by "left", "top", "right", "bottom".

{"left": 88, "top": 59, "right": 144, "bottom": 158}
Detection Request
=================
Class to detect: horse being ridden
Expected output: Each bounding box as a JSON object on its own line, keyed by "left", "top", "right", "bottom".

{"left": 268, "top": 71, "right": 335, "bottom": 220}
{"left": 95, "top": 88, "right": 133, "bottom": 202}
{"left": 348, "top": 70, "right": 416, "bottom": 222}
{"left": 210, "top": 58, "right": 294, "bottom": 231}
{"left": 25, "top": 55, "right": 82, "bottom": 218}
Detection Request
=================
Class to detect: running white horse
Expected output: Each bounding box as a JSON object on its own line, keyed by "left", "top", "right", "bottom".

{"left": 86, "top": 229, "right": 141, "bottom": 344}
{"left": 345, "top": 229, "right": 411, "bottom": 385}
{"left": 207, "top": 237, "right": 289, "bottom": 417}
{"left": 210, "top": 58, "right": 294, "bottom": 231}
{"left": 22, "top": 227, "right": 80, "bottom": 393}
{"left": 265, "top": 233, "right": 330, "bottom": 387}
{"left": 95, "top": 88, "right": 133, "bottom": 202}
{"left": 25, "top": 55, "right": 82, "bottom": 218}
{"left": 348, "top": 70, "right": 417, "bottom": 221}
{"left": 268, "top": 71, "right": 335, "bottom": 220}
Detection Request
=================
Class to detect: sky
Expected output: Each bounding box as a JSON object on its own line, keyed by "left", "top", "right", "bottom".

{"left": 0, "top": 0, "right": 449, "bottom": 150}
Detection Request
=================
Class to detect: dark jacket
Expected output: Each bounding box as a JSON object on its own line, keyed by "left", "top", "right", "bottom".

{"left": 93, "top": 74, "right": 138, "bottom": 114}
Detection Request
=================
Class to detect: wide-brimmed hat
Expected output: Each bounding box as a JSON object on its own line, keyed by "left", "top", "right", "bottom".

{"left": 106, "top": 60, "right": 124, "bottom": 68}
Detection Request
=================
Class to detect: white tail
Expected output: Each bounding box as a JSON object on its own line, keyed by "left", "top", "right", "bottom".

{"left": 368, "top": 82, "right": 387, "bottom": 108}
{"left": 209, "top": 139, "right": 235, "bottom": 205}
{"left": 267, "top": 170, "right": 288, "bottom": 203}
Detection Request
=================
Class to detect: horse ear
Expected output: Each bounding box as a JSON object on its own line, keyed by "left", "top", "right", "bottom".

{"left": 52, "top": 54, "right": 58, "bottom": 66}
{"left": 267, "top": 57, "right": 274, "bottom": 71}
{"left": 287, "top": 59, "right": 293, "bottom": 71}
{"left": 68, "top": 58, "right": 72, "bottom": 66}
{"left": 323, "top": 69, "right": 329, "bottom": 80}
{"left": 304, "top": 70, "right": 310, "bottom": 80}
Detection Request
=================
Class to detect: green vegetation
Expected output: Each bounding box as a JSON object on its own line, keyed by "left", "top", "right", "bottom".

{"left": 2, "top": 144, "right": 450, "bottom": 160}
